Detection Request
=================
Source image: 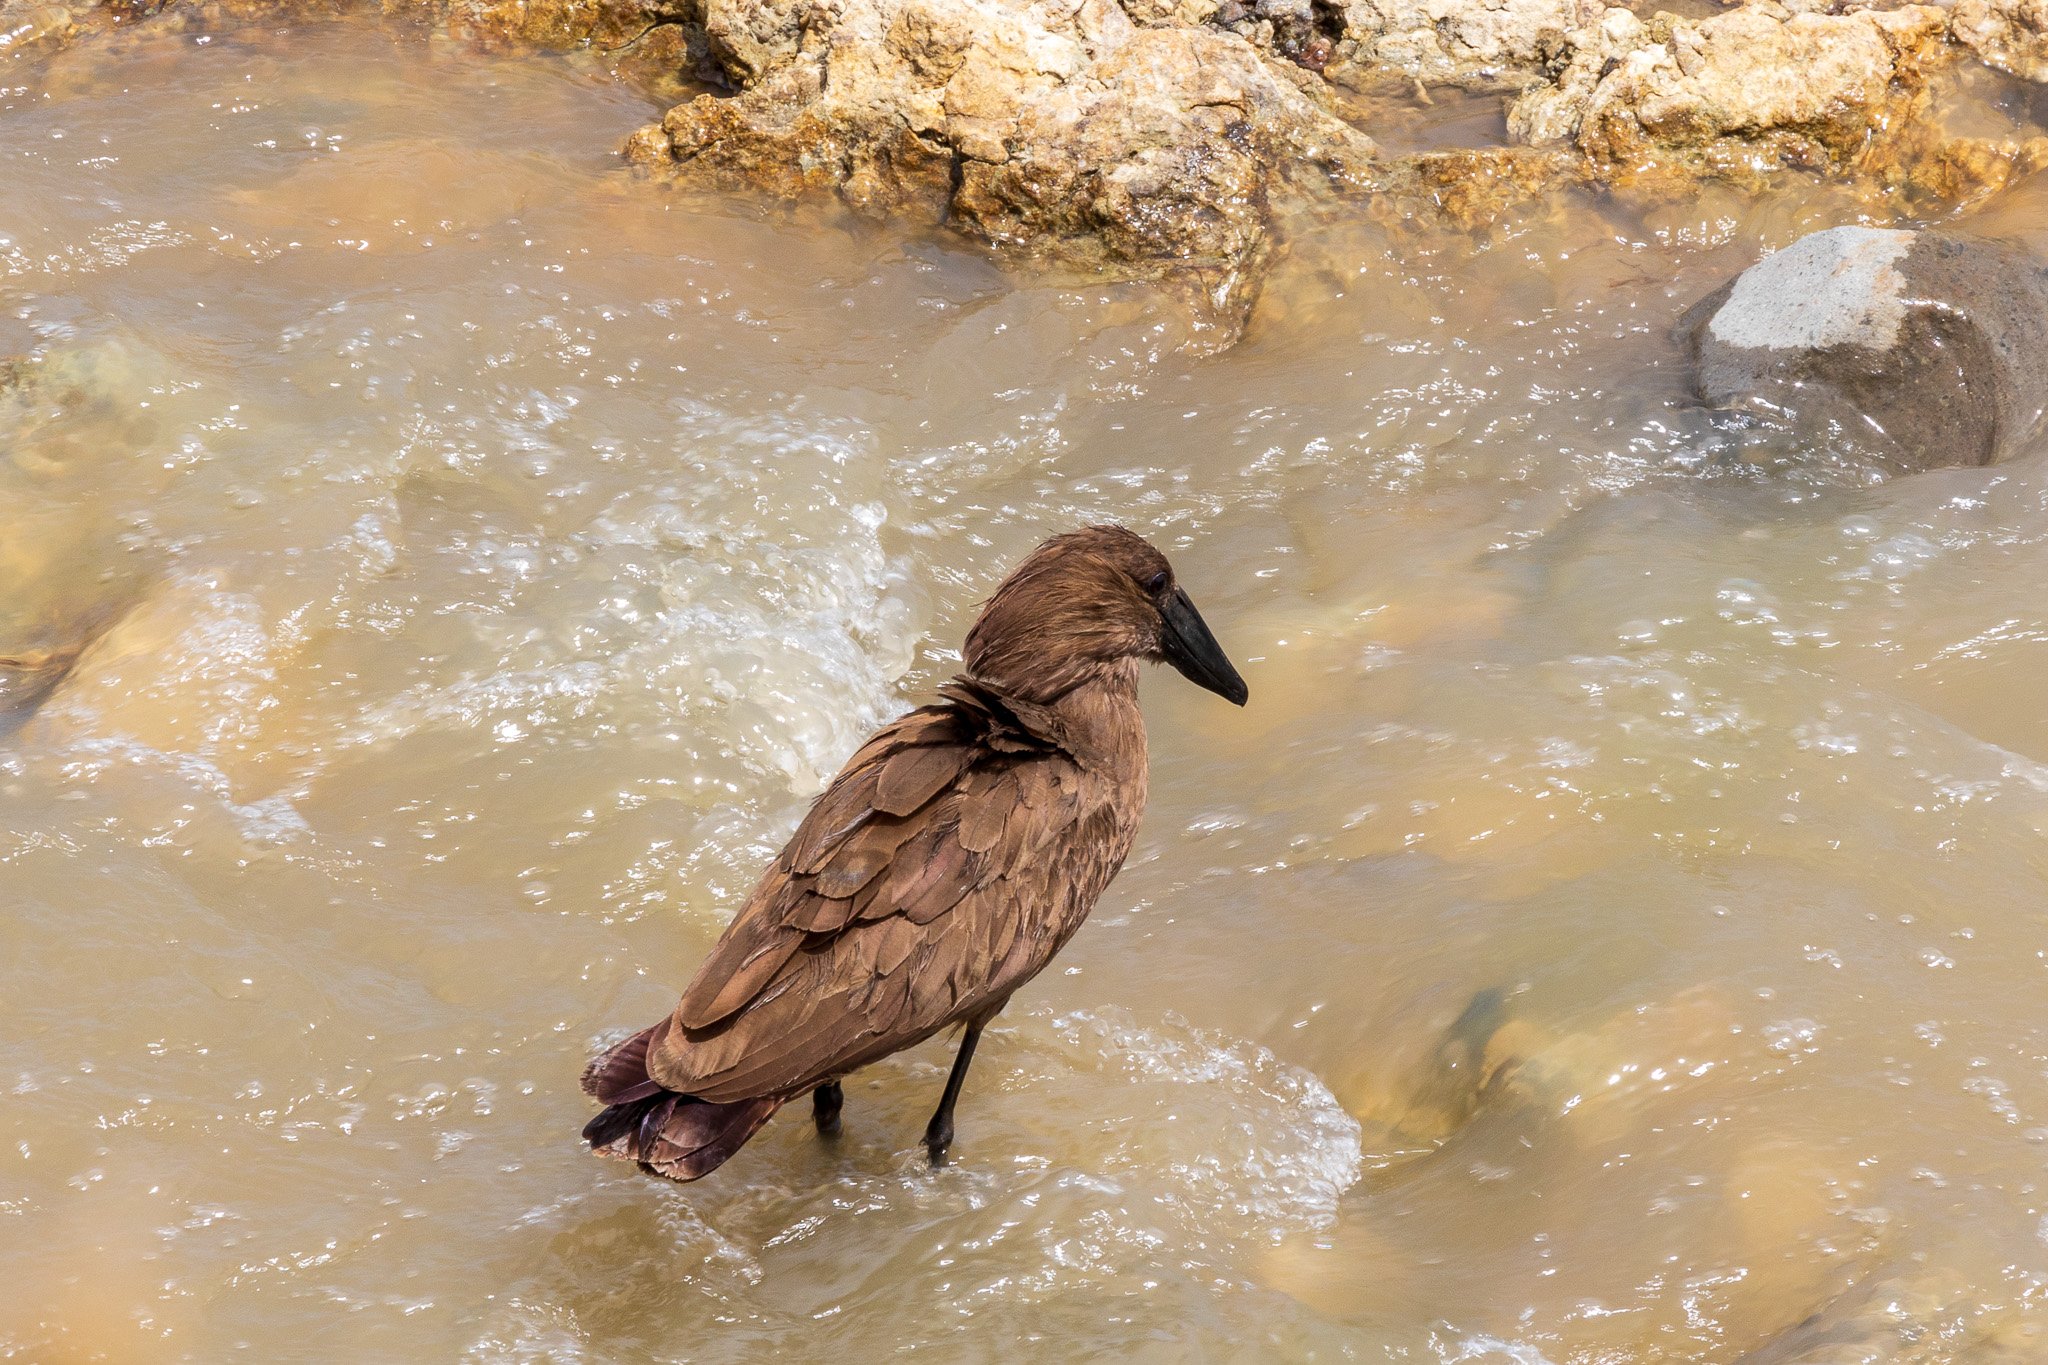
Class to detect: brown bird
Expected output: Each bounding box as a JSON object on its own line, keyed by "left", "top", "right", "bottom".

{"left": 580, "top": 524, "right": 1248, "bottom": 1180}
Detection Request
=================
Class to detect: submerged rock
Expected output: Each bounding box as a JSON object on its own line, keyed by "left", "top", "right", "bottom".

{"left": 1679, "top": 226, "right": 2048, "bottom": 475}
{"left": 1334, "top": 982, "right": 1752, "bottom": 1157}
{"left": 0, "top": 1, "right": 75, "bottom": 56}
{"left": 1367, "top": 144, "right": 1584, "bottom": 230}
{"left": 1737, "top": 1271, "right": 2048, "bottom": 1363}
{"left": 0, "top": 642, "right": 90, "bottom": 732}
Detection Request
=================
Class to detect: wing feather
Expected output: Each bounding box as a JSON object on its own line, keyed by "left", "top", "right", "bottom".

{"left": 653, "top": 681, "right": 1125, "bottom": 1101}
{"left": 785, "top": 770, "right": 879, "bottom": 873}
{"left": 808, "top": 817, "right": 904, "bottom": 898}
{"left": 956, "top": 772, "right": 1012, "bottom": 854}
{"left": 901, "top": 832, "right": 984, "bottom": 925}
{"left": 682, "top": 919, "right": 805, "bottom": 1028}
{"left": 875, "top": 744, "right": 967, "bottom": 816}
{"left": 789, "top": 893, "right": 855, "bottom": 934}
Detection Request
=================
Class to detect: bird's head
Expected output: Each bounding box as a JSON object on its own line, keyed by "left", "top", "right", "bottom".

{"left": 962, "top": 525, "right": 1249, "bottom": 708}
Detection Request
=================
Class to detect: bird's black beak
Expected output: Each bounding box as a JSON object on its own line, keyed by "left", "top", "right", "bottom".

{"left": 1159, "top": 588, "right": 1249, "bottom": 706}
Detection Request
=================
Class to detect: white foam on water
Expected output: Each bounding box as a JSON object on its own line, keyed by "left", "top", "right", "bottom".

{"left": 55, "top": 736, "right": 311, "bottom": 845}
{"left": 580, "top": 489, "right": 921, "bottom": 799}
{"left": 20, "top": 571, "right": 312, "bottom": 845}
{"left": 1039, "top": 1006, "right": 1365, "bottom": 1239}
{"left": 344, "top": 662, "right": 613, "bottom": 752}
{"left": 301, "top": 395, "right": 926, "bottom": 814}
{"left": 1432, "top": 1331, "right": 1559, "bottom": 1364}
{"left": 493, "top": 1007, "right": 1366, "bottom": 1348}
{"left": 461, "top": 1300, "right": 592, "bottom": 1364}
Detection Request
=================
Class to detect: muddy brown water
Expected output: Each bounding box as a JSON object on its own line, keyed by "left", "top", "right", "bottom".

{"left": 10, "top": 17, "right": 2048, "bottom": 1363}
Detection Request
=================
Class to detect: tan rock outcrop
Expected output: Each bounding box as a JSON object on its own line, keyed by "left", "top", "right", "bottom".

{"left": 0, "top": 1, "right": 76, "bottom": 54}
{"left": 1952, "top": 0, "right": 2048, "bottom": 81}
{"left": 434, "top": 0, "right": 657, "bottom": 47}
{"left": 9, "top": 0, "right": 2048, "bottom": 346}
{"left": 1508, "top": 2, "right": 2048, "bottom": 202}
{"left": 627, "top": 0, "right": 1379, "bottom": 340}
{"left": 1323, "top": 0, "right": 1603, "bottom": 90}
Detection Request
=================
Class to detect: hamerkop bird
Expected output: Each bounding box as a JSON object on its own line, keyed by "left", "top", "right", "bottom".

{"left": 580, "top": 525, "right": 1248, "bottom": 1180}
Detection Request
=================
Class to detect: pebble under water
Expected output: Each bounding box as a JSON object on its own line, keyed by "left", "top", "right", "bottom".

{"left": 10, "top": 18, "right": 2048, "bottom": 1362}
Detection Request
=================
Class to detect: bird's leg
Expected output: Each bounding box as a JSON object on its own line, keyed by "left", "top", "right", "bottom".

{"left": 924, "top": 1022, "right": 984, "bottom": 1167}
{"left": 812, "top": 1080, "right": 843, "bottom": 1139}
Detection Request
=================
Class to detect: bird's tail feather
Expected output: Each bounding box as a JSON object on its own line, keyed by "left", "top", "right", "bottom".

{"left": 580, "top": 1024, "right": 783, "bottom": 1182}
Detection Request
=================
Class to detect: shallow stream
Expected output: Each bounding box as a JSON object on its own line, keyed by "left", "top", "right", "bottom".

{"left": 9, "top": 18, "right": 2048, "bottom": 1361}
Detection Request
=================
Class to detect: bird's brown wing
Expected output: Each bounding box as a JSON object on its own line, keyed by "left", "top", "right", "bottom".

{"left": 647, "top": 684, "right": 1114, "bottom": 1104}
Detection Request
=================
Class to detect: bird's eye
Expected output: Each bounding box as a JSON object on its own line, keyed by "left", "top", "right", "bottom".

{"left": 1146, "top": 570, "right": 1170, "bottom": 594}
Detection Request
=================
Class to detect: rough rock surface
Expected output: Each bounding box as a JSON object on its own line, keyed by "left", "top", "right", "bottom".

{"left": 426, "top": 0, "right": 656, "bottom": 46}
{"left": 1510, "top": 2, "right": 2048, "bottom": 200}
{"left": 1952, "top": 0, "right": 2048, "bottom": 82}
{"left": 11, "top": 0, "right": 2048, "bottom": 344}
{"left": 1739, "top": 1272, "right": 2048, "bottom": 1363}
{"left": 0, "top": 0, "right": 77, "bottom": 54}
{"left": 613, "top": 0, "right": 2048, "bottom": 331}
{"left": 1679, "top": 226, "right": 2048, "bottom": 474}
{"left": 0, "top": 0, "right": 695, "bottom": 51}
{"left": 1321, "top": 0, "right": 1603, "bottom": 91}
{"left": 624, "top": 0, "right": 1378, "bottom": 339}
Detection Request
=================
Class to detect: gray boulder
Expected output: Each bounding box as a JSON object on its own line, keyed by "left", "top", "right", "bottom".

{"left": 1679, "top": 225, "right": 2048, "bottom": 475}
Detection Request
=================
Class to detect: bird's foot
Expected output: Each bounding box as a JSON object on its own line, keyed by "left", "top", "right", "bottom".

{"left": 924, "top": 1120, "right": 953, "bottom": 1167}
{"left": 812, "top": 1081, "right": 843, "bottom": 1140}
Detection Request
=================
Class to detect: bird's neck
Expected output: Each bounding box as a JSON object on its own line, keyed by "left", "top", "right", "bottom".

{"left": 963, "top": 658, "right": 1145, "bottom": 773}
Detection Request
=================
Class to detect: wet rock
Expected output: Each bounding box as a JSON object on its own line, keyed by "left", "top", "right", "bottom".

{"left": 626, "top": 0, "right": 1378, "bottom": 342}
{"left": 1737, "top": 1271, "right": 2048, "bottom": 1362}
{"left": 0, "top": 643, "right": 89, "bottom": 732}
{"left": 0, "top": 0, "right": 76, "bottom": 56}
{"left": 609, "top": 0, "right": 2044, "bottom": 327}
{"left": 1368, "top": 144, "right": 1584, "bottom": 230}
{"left": 437, "top": 0, "right": 667, "bottom": 50}
{"left": 1324, "top": 0, "right": 1600, "bottom": 91}
{"left": 1679, "top": 226, "right": 2048, "bottom": 474}
{"left": 1952, "top": 0, "right": 2048, "bottom": 83}
{"left": 13, "top": 0, "right": 2045, "bottom": 346}
{"left": 1512, "top": 3, "right": 1979, "bottom": 195}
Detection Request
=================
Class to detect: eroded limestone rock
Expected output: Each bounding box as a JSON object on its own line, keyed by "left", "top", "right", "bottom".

{"left": 1952, "top": 0, "right": 2048, "bottom": 82}
{"left": 1323, "top": 0, "right": 1603, "bottom": 91}
{"left": 1679, "top": 225, "right": 2048, "bottom": 475}
{"left": 617, "top": 0, "right": 2048, "bottom": 330}
{"left": 13, "top": 0, "right": 2048, "bottom": 347}
{"left": 625, "top": 0, "right": 1379, "bottom": 340}
{"left": 0, "top": 1, "right": 76, "bottom": 56}
{"left": 434, "top": 0, "right": 669, "bottom": 49}
{"left": 1508, "top": 3, "right": 2047, "bottom": 201}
